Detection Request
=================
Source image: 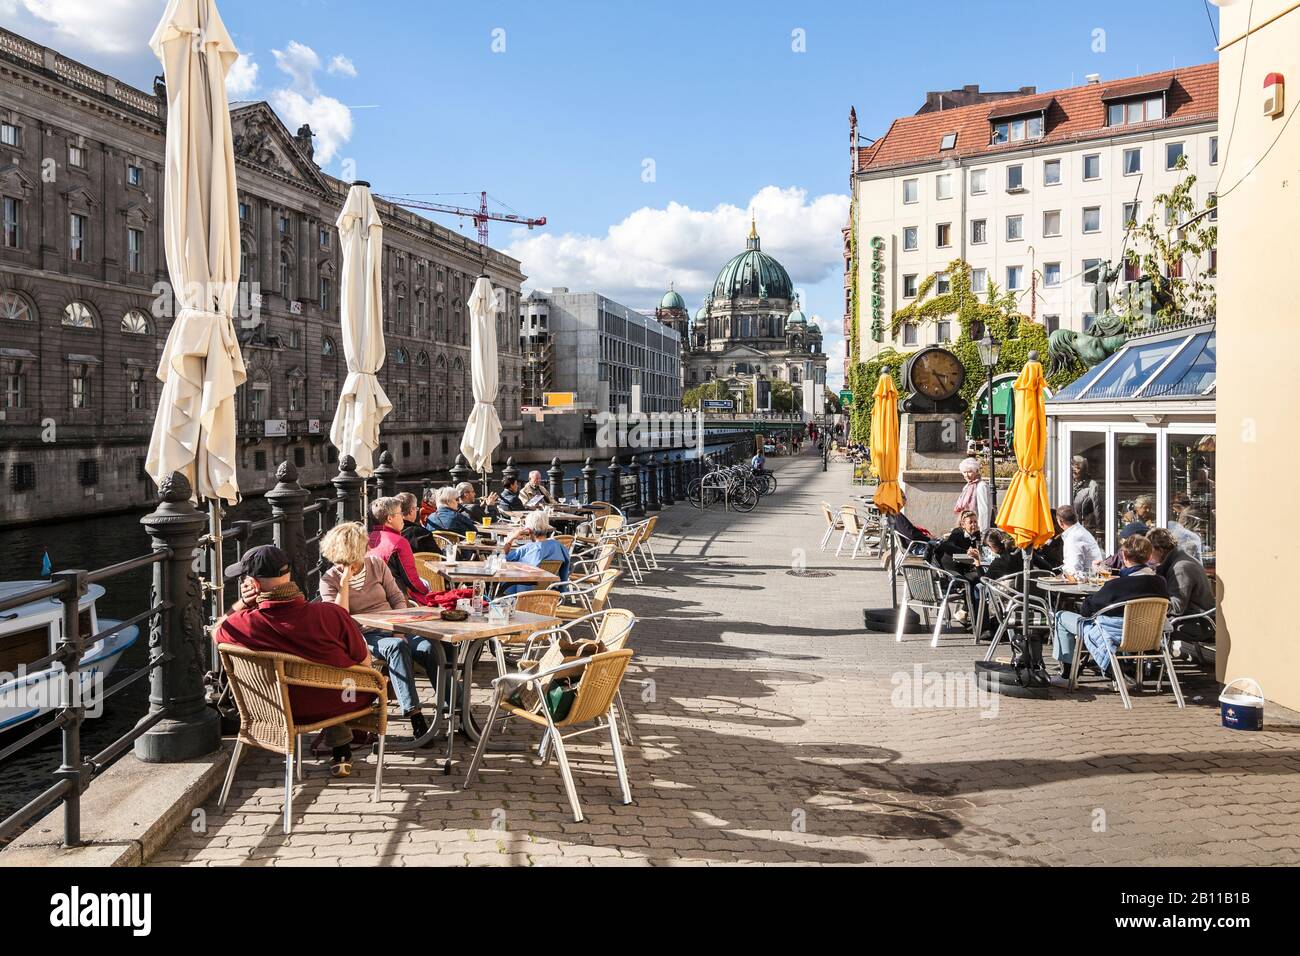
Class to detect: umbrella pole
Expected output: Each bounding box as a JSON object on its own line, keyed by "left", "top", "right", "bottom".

{"left": 889, "top": 514, "right": 898, "bottom": 610}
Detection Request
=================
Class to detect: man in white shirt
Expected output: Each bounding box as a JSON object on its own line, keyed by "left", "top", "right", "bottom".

{"left": 1055, "top": 504, "right": 1103, "bottom": 575}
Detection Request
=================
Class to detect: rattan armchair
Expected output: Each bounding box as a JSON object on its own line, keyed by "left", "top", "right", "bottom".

{"left": 216, "top": 643, "right": 388, "bottom": 834}
{"left": 1067, "top": 596, "right": 1182, "bottom": 709}
{"left": 547, "top": 568, "right": 621, "bottom": 620}
{"left": 412, "top": 551, "right": 448, "bottom": 593}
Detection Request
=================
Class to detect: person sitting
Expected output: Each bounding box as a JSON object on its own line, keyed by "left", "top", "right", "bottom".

{"left": 319, "top": 522, "right": 437, "bottom": 743}
{"left": 1148, "top": 527, "right": 1215, "bottom": 643}
{"left": 417, "top": 488, "right": 437, "bottom": 528}
{"left": 954, "top": 457, "right": 994, "bottom": 531}
{"left": 397, "top": 491, "right": 436, "bottom": 554}
{"left": 751, "top": 450, "right": 767, "bottom": 474}
{"left": 1050, "top": 534, "right": 1169, "bottom": 688}
{"left": 982, "top": 529, "right": 1023, "bottom": 580}
{"left": 456, "top": 481, "right": 498, "bottom": 525}
{"left": 1168, "top": 493, "right": 1205, "bottom": 563}
{"left": 500, "top": 511, "right": 570, "bottom": 595}
{"left": 497, "top": 476, "right": 524, "bottom": 512}
{"left": 937, "top": 510, "right": 982, "bottom": 576}
{"left": 215, "top": 545, "right": 375, "bottom": 778}
{"left": 519, "top": 470, "right": 555, "bottom": 509}
{"left": 1097, "top": 521, "right": 1150, "bottom": 571}
{"left": 1055, "top": 504, "right": 1103, "bottom": 577}
{"left": 367, "top": 496, "right": 436, "bottom": 606}
{"left": 425, "top": 485, "right": 476, "bottom": 535}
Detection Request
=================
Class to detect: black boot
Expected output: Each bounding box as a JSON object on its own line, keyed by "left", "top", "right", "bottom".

{"left": 408, "top": 711, "right": 431, "bottom": 744}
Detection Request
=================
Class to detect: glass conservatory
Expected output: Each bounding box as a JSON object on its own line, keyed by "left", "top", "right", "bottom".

{"left": 1046, "top": 323, "right": 1215, "bottom": 565}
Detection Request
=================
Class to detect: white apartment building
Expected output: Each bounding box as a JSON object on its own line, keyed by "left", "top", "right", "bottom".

{"left": 854, "top": 64, "right": 1218, "bottom": 360}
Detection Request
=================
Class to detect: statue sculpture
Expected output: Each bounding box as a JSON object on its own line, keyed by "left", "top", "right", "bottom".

{"left": 1048, "top": 260, "right": 1129, "bottom": 373}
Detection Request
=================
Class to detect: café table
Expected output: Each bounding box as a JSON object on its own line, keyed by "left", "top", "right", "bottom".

{"left": 351, "top": 606, "right": 562, "bottom": 772}
{"left": 429, "top": 559, "right": 561, "bottom": 591}
{"left": 1035, "top": 577, "right": 1105, "bottom": 632}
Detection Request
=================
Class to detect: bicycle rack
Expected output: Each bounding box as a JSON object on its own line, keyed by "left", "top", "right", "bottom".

{"left": 701, "top": 471, "right": 733, "bottom": 511}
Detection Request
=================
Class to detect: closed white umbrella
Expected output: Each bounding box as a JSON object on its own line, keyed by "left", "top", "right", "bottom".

{"left": 145, "top": 0, "right": 245, "bottom": 504}
{"left": 460, "top": 274, "right": 504, "bottom": 476}
{"left": 330, "top": 181, "right": 392, "bottom": 478}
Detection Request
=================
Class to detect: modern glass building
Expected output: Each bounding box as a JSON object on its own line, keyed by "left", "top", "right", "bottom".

{"left": 1046, "top": 322, "right": 1216, "bottom": 563}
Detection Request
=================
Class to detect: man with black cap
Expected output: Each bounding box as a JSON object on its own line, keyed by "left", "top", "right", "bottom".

{"left": 216, "top": 545, "right": 379, "bottom": 778}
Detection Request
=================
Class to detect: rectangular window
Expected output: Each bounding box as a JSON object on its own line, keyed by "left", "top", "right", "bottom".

{"left": 280, "top": 215, "right": 291, "bottom": 235}
{"left": 1146, "top": 97, "right": 1164, "bottom": 121}
{"left": 902, "top": 178, "right": 918, "bottom": 204}
{"left": 903, "top": 225, "right": 917, "bottom": 251}
{"left": 1125, "top": 258, "right": 1141, "bottom": 282}
{"left": 128, "top": 377, "right": 143, "bottom": 409}
{"left": 970, "top": 168, "right": 987, "bottom": 194}
{"left": 238, "top": 201, "right": 249, "bottom": 220}
{"left": 936, "top": 273, "right": 951, "bottom": 294}
{"left": 1082, "top": 206, "right": 1101, "bottom": 233}
{"left": 935, "top": 173, "right": 952, "bottom": 200}
{"left": 1123, "top": 201, "right": 1141, "bottom": 227}
{"left": 69, "top": 213, "right": 86, "bottom": 262}
{"left": 127, "top": 228, "right": 143, "bottom": 272}
{"left": 1006, "top": 265, "right": 1023, "bottom": 290}
{"left": 937, "top": 320, "right": 951, "bottom": 342}
{"left": 1043, "top": 158, "right": 1061, "bottom": 186}
{"left": 1043, "top": 209, "right": 1061, "bottom": 237}
{"left": 320, "top": 276, "right": 331, "bottom": 310}
{"left": 319, "top": 226, "right": 330, "bottom": 247}
{"left": 71, "top": 374, "right": 89, "bottom": 409}
{"left": 1044, "top": 314, "right": 1060, "bottom": 333}
{"left": 940, "top": 132, "right": 957, "bottom": 150}
{"left": 77, "top": 459, "right": 98, "bottom": 487}
{"left": 3, "top": 196, "right": 20, "bottom": 248}
{"left": 1209, "top": 135, "right": 1219, "bottom": 166}
{"left": 902, "top": 323, "right": 918, "bottom": 346}
{"left": 1082, "top": 153, "right": 1101, "bottom": 180}
{"left": 935, "top": 222, "right": 951, "bottom": 247}
{"left": 127, "top": 164, "right": 143, "bottom": 186}
{"left": 68, "top": 144, "right": 85, "bottom": 167}
{"left": 1108, "top": 103, "right": 1124, "bottom": 126}
{"left": 1006, "top": 214, "right": 1023, "bottom": 241}
{"left": 1123, "top": 148, "right": 1141, "bottom": 175}
{"left": 1166, "top": 142, "right": 1185, "bottom": 169}
{"left": 254, "top": 450, "right": 267, "bottom": 471}
{"left": 1006, "top": 164, "right": 1024, "bottom": 190}
{"left": 1082, "top": 259, "right": 1102, "bottom": 284}
{"left": 0, "top": 123, "right": 17, "bottom": 147}
{"left": 971, "top": 268, "right": 987, "bottom": 293}
{"left": 965, "top": 219, "right": 983, "bottom": 244}
{"left": 5, "top": 372, "right": 24, "bottom": 408}
{"left": 902, "top": 274, "right": 918, "bottom": 298}
{"left": 12, "top": 461, "right": 35, "bottom": 492}
{"left": 1208, "top": 192, "right": 1218, "bottom": 222}
{"left": 1044, "top": 262, "right": 1061, "bottom": 287}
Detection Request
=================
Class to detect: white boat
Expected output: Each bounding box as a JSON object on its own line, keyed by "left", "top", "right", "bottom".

{"left": 0, "top": 581, "right": 140, "bottom": 735}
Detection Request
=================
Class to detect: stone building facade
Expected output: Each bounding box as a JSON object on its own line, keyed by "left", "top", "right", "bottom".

{"left": 0, "top": 28, "right": 525, "bottom": 526}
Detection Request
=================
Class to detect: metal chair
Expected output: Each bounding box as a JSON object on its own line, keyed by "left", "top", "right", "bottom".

{"left": 819, "top": 502, "right": 844, "bottom": 552}
{"left": 488, "top": 589, "right": 563, "bottom": 676}
{"left": 895, "top": 558, "right": 958, "bottom": 645}
{"left": 976, "top": 570, "right": 1054, "bottom": 660}
{"left": 1067, "top": 597, "right": 1183, "bottom": 709}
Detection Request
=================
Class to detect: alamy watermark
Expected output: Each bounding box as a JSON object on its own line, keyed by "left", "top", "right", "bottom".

{"left": 1, "top": 664, "right": 106, "bottom": 719}
{"left": 891, "top": 665, "right": 999, "bottom": 719}
{"left": 595, "top": 410, "right": 705, "bottom": 450}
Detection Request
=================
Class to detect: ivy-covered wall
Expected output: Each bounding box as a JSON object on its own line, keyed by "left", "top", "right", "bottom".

{"left": 846, "top": 258, "right": 1086, "bottom": 441}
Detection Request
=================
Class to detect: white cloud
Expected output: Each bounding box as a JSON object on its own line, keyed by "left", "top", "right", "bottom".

{"left": 327, "top": 54, "right": 357, "bottom": 78}
{"left": 225, "top": 53, "right": 259, "bottom": 98}
{"left": 507, "top": 185, "right": 849, "bottom": 313}
{"left": 268, "top": 41, "right": 353, "bottom": 165}
{"left": 272, "top": 40, "right": 322, "bottom": 97}
{"left": 1, "top": 0, "right": 160, "bottom": 56}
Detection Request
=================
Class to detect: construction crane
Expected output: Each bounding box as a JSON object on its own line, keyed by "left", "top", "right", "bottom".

{"left": 375, "top": 190, "right": 546, "bottom": 247}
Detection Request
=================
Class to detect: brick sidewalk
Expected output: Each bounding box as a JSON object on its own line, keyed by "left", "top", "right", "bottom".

{"left": 154, "top": 450, "right": 1300, "bottom": 866}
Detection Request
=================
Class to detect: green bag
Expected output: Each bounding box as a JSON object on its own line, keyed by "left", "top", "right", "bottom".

{"left": 545, "top": 678, "right": 577, "bottom": 721}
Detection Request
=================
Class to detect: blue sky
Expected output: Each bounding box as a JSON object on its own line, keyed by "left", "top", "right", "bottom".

{"left": 2, "top": 0, "right": 1221, "bottom": 387}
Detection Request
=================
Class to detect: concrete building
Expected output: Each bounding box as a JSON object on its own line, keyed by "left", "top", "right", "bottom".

{"left": 518, "top": 289, "right": 681, "bottom": 414}
{"left": 0, "top": 27, "right": 525, "bottom": 527}
{"left": 1215, "top": 1, "right": 1300, "bottom": 710}
{"left": 851, "top": 64, "right": 1218, "bottom": 361}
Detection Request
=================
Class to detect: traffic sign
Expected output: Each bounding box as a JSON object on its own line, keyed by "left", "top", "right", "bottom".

{"left": 702, "top": 399, "right": 734, "bottom": 410}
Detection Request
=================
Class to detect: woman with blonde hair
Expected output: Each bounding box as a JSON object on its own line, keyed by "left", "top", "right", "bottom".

{"left": 321, "top": 521, "right": 437, "bottom": 743}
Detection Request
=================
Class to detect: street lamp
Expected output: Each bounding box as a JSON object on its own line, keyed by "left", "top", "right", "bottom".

{"left": 977, "top": 332, "right": 1001, "bottom": 512}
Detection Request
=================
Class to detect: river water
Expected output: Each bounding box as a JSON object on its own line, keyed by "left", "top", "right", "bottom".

{"left": 0, "top": 441, "right": 743, "bottom": 825}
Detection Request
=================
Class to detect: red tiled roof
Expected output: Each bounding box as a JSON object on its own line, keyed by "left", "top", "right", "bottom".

{"left": 858, "top": 62, "right": 1217, "bottom": 174}
{"left": 987, "top": 94, "right": 1056, "bottom": 120}
{"left": 1101, "top": 74, "right": 1174, "bottom": 101}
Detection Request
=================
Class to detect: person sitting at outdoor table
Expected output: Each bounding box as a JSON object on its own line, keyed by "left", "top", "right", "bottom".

{"left": 456, "top": 481, "right": 498, "bottom": 524}
{"left": 367, "top": 496, "right": 437, "bottom": 606}
{"left": 937, "top": 510, "right": 982, "bottom": 575}
{"left": 397, "top": 491, "right": 436, "bottom": 554}
{"left": 519, "top": 470, "right": 556, "bottom": 509}
{"left": 1055, "top": 504, "right": 1103, "bottom": 577}
{"left": 1050, "top": 534, "right": 1169, "bottom": 689}
{"left": 215, "top": 545, "right": 375, "bottom": 778}
{"left": 319, "top": 522, "right": 437, "bottom": 744}
{"left": 497, "top": 476, "right": 524, "bottom": 512}
{"left": 500, "top": 511, "right": 570, "bottom": 595}
{"left": 1097, "top": 521, "right": 1150, "bottom": 572}
{"left": 1122, "top": 494, "right": 1158, "bottom": 531}
{"left": 1148, "top": 527, "right": 1216, "bottom": 643}
{"left": 954, "top": 457, "right": 994, "bottom": 531}
{"left": 425, "top": 485, "right": 476, "bottom": 535}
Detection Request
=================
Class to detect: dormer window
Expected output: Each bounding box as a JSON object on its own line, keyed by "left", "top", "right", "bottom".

{"left": 1101, "top": 75, "right": 1171, "bottom": 127}
{"left": 991, "top": 115, "right": 1043, "bottom": 145}
{"left": 987, "top": 96, "right": 1053, "bottom": 146}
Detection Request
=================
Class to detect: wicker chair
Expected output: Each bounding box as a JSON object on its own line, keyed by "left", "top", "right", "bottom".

{"left": 411, "top": 551, "right": 447, "bottom": 593}
{"left": 552, "top": 534, "right": 575, "bottom": 551}
{"left": 836, "top": 505, "right": 877, "bottom": 559}
{"left": 539, "top": 558, "right": 565, "bottom": 577}
{"left": 463, "top": 648, "right": 635, "bottom": 822}
{"left": 571, "top": 544, "right": 616, "bottom": 577}
{"left": 488, "top": 589, "right": 562, "bottom": 676}
{"left": 429, "top": 530, "right": 463, "bottom": 551}
{"left": 635, "top": 515, "right": 661, "bottom": 571}
{"left": 216, "top": 643, "right": 388, "bottom": 834}
{"left": 819, "top": 502, "right": 844, "bottom": 552}
{"left": 548, "top": 568, "right": 621, "bottom": 620}
{"left": 1067, "top": 596, "right": 1182, "bottom": 709}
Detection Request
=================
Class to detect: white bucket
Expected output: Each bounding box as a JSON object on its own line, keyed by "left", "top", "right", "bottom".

{"left": 1219, "top": 678, "right": 1264, "bottom": 732}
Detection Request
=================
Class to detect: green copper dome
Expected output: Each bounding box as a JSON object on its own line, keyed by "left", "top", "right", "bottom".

{"left": 712, "top": 220, "right": 794, "bottom": 302}
{"left": 787, "top": 308, "right": 807, "bottom": 325}
{"left": 659, "top": 286, "right": 687, "bottom": 311}
{"left": 693, "top": 305, "right": 709, "bottom": 324}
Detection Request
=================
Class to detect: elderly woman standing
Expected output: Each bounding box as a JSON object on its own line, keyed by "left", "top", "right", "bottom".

{"left": 320, "top": 522, "right": 437, "bottom": 743}
{"left": 954, "top": 457, "right": 994, "bottom": 531}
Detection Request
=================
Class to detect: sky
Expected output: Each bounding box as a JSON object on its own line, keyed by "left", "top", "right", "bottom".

{"left": 0, "top": 0, "right": 1223, "bottom": 389}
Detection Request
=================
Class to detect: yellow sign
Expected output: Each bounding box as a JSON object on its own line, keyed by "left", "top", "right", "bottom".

{"left": 544, "top": 392, "right": 576, "bottom": 407}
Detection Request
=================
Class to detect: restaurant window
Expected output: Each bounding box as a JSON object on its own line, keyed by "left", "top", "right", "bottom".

{"left": 971, "top": 268, "right": 987, "bottom": 293}
{"left": 1168, "top": 433, "right": 1216, "bottom": 564}
{"left": 1115, "top": 432, "right": 1157, "bottom": 548}
{"left": 1165, "top": 142, "right": 1185, "bottom": 170}
{"left": 935, "top": 222, "right": 951, "bottom": 248}
{"left": 69, "top": 213, "right": 86, "bottom": 261}
{"left": 1082, "top": 154, "right": 1100, "bottom": 181}
{"left": 970, "top": 218, "right": 987, "bottom": 244}
{"left": 1043, "top": 209, "right": 1061, "bottom": 237}
{"left": 1043, "top": 158, "right": 1061, "bottom": 186}
{"left": 902, "top": 178, "right": 918, "bottom": 204}
{"left": 1082, "top": 206, "right": 1101, "bottom": 234}
{"left": 970, "top": 168, "right": 987, "bottom": 194}
{"left": 1069, "top": 431, "right": 1107, "bottom": 538}
{"left": 1044, "top": 262, "right": 1061, "bottom": 287}
{"left": 127, "top": 164, "right": 143, "bottom": 186}
{"left": 127, "top": 228, "right": 143, "bottom": 271}
{"left": 1123, "top": 148, "right": 1141, "bottom": 175}
{"left": 1006, "top": 164, "right": 1024, "bottom": 190}
{"left": 903, "top": 225, "right": 917, "bottom": 250}
{"left": 1006, "top": 214, "right": 1023, "bottom": 241}
{"left": 3, "top": 196, "right": 21, "bottom": 248}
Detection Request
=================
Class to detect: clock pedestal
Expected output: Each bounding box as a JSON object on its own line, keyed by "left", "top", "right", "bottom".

{"left": 898, "top": 411, "right": 968, "bottom": 535}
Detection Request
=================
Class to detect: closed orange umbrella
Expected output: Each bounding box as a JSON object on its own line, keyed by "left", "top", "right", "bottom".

{"left": 995, "top": 357, "right": 1053, "bottom": 549}
{"left": 869, "top": 372, "right": 904, "bottom": 515}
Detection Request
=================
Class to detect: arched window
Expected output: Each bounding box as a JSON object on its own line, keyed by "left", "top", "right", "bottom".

{"left": 322, "top": 336, "right": 335, "bottom": 357}
{"left": 279, "top": 250, "right": 292, "bottom": 290}
{"left": 0, "top": 290, "right": 35, "bottom": 322}
{"left": 121, "top": 310, "right": 150, "bottom": 334}
{"left": 393, "top": 347, "right": 408, "bottom": 365}
{"left": 415, "top": 350, "right": 429, "bottom": 368}
{"left": 240, "top": 240, "right": 256, "bottom": 283}
{"left": 62, "top": 301, "right": 97, "bottom": 328}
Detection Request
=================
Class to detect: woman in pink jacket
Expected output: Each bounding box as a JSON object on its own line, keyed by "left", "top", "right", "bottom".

{"left": 366, "top": 496, "right": 436, "bottom": 606}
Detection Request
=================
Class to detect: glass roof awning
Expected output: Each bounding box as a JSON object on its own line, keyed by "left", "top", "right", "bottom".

{"left": 1049, "top": 325, "right": 1215, "bottom": 404}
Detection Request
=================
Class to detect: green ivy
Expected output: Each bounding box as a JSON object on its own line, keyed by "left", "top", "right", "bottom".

{"left": 847, "top": 192, "right": 860, "bottom": 364}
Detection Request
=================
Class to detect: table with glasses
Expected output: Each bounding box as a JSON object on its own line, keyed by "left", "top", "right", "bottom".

{"left": 351, "top": 606, "right": 562, "bottom": 771}
{"left": 429, "top": 560, "right": 561, "bottom": 591}
{"left": 1035, "top": 576, "right": 1105, "bottom": 631}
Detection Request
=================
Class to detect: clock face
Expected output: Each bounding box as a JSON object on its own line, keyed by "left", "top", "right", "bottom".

{"left": 909, "top": 348, "right": 965, "bottom": 401}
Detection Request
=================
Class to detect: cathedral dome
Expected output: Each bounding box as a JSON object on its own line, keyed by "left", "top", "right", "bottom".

{"left": 659, "top": 286, "right": 687, "bottom": 311}
{"left": 787, "top": 308, "right": 807, "bottom": 325}
{"left": 712, "top": 218, "right": 794, "bottom": 302}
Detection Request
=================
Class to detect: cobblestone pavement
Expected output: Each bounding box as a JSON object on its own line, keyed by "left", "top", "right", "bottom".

{"left": 155, "top": 449, "right": 1300, "bottom": 866}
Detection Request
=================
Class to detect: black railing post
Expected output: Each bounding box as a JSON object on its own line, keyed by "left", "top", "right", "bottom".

{"left": 548, "top": 456, "right": 564, "bottom": 502}
{"left": 674, "top": 455, "right": 685, "bottom": 501}
{"left": 136, "top": 473, "right": 221, "bottom": 763}
{"left": 53, "top": 569, "right": 87, "bottom": 846}
{"left": 581, "top": 457, "right": 597, "bottom": 504}
{"left": 660, "top": 453, "right": 675, "bottom": 505}
{"left": 374, "top": 449, "right": 398, "bottom": 499}
{"left": 626, "top": 455, "right": 646, "bottom": 518}
{"left": 332, "top": 455, "right": 364, "bottom": 525}
{"left": 268, "top": 460, "right": 310, "bottom": 592}
{"left": 645, "top": 455, "right": 661, "bottom": 511}
{"left": 449, "top": 453, "right": 470, "bottom": 487}
{"left": 502, "top": 456, "right": 519, "bottom": 488}
{"left": 608, "top": 456, "right": 623, "bottom": 510}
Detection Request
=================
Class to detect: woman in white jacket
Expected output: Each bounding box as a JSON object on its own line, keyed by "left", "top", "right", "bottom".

{"left": 954, "top": 457, "right": 994, "bottom": 531}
